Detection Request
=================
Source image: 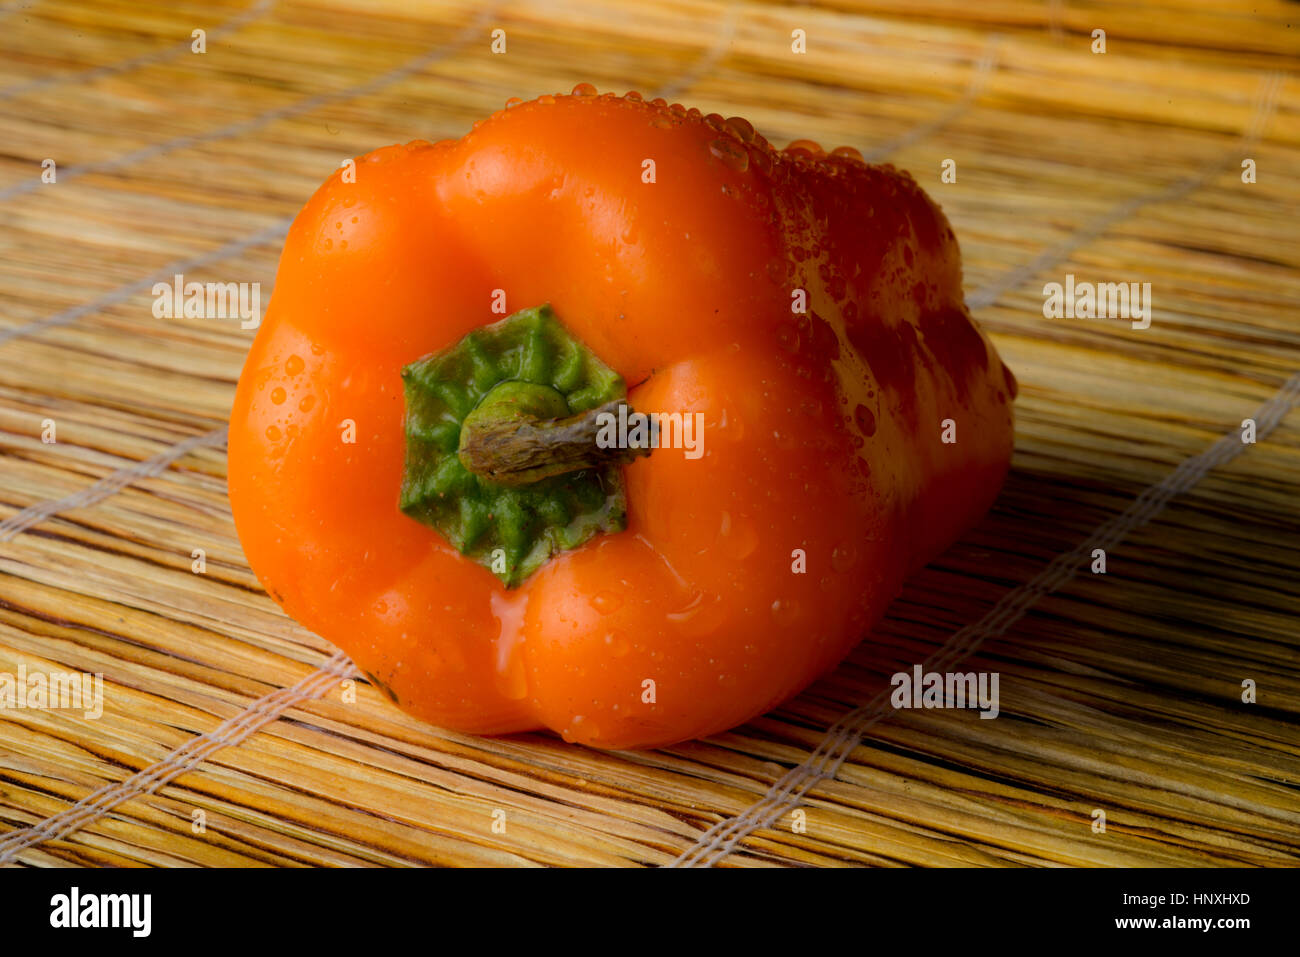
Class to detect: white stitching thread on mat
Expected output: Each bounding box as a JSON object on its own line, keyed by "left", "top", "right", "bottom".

{"left": 0, "top": 221, "right": 292, "bottom": 345}
{"left": 0, "top": 0, "right": 275, "bottom": 102}
{"left": 672, "top": 372, "right": 1300, "bottom": 867}
{"left": 0, "top": 426, "right": 228, "bottom": 542}
{"left": 967, "top": 71, "right": 1284, "bottom": 310}
{"left": 1048, "top": 0, "right": 1065, "bottom": 41}
{"left": 861, "top": 37, "right": 1000, "bottom": 163}
{"left": 0, "top": 6, "right": 494, "bottom": 203}
{"left": 672, "top": 73, "right": 1288, "bottom": 867}
{"left": 0, "top": 650, "right": 355, "bottom": 864}
{"left": 653, "top": 3, "right": 737, "bottom": 100}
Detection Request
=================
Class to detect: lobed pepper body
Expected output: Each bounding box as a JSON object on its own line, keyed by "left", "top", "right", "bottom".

{"left": 228, "top": 88, "right": 1015, "bottom": 749}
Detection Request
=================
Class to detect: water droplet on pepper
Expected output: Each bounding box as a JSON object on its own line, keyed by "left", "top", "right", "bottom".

{"left": 592, "top": 591, "right": 624, "bottom": 615}
{"left": 718, "top": 512, "right": 759, "bottom": 559}
{"left": 785, "top": 138, "right": 824, "bottom": 156}
{"left": 831, "top": 542, "right": 859, "bottom": 572}
{"left": 708, "top": 137, "right": 749, "bottom": 172}
{"left": 770, "top": 599, "right": 801, "bottom": 626}
{"left": 853, "top": 403, "right": 877, "bottom": 437}
{"left": 724, "top": 116, "right": 754, "bottom": 142}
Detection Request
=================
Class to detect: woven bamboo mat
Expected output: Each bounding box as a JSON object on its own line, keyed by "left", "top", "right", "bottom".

{"left": 0, "top": 0, "right": 1297, "bottom": 867}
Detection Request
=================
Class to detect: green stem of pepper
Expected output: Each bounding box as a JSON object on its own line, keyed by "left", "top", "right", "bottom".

{"left": 457, "top": 384, "right": 651, "bottom": 486}
{"left": 399, "top": 305, "right": 648, "bottom": 587}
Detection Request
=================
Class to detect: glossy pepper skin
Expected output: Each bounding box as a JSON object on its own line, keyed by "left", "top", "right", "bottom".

{"left": 227, "top": 87, "right": 1015, "bottom": 750}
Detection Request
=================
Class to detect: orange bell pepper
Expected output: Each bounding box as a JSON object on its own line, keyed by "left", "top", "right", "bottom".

{"left": 227, "top": 86, "right": 1015, "bottom": 750}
